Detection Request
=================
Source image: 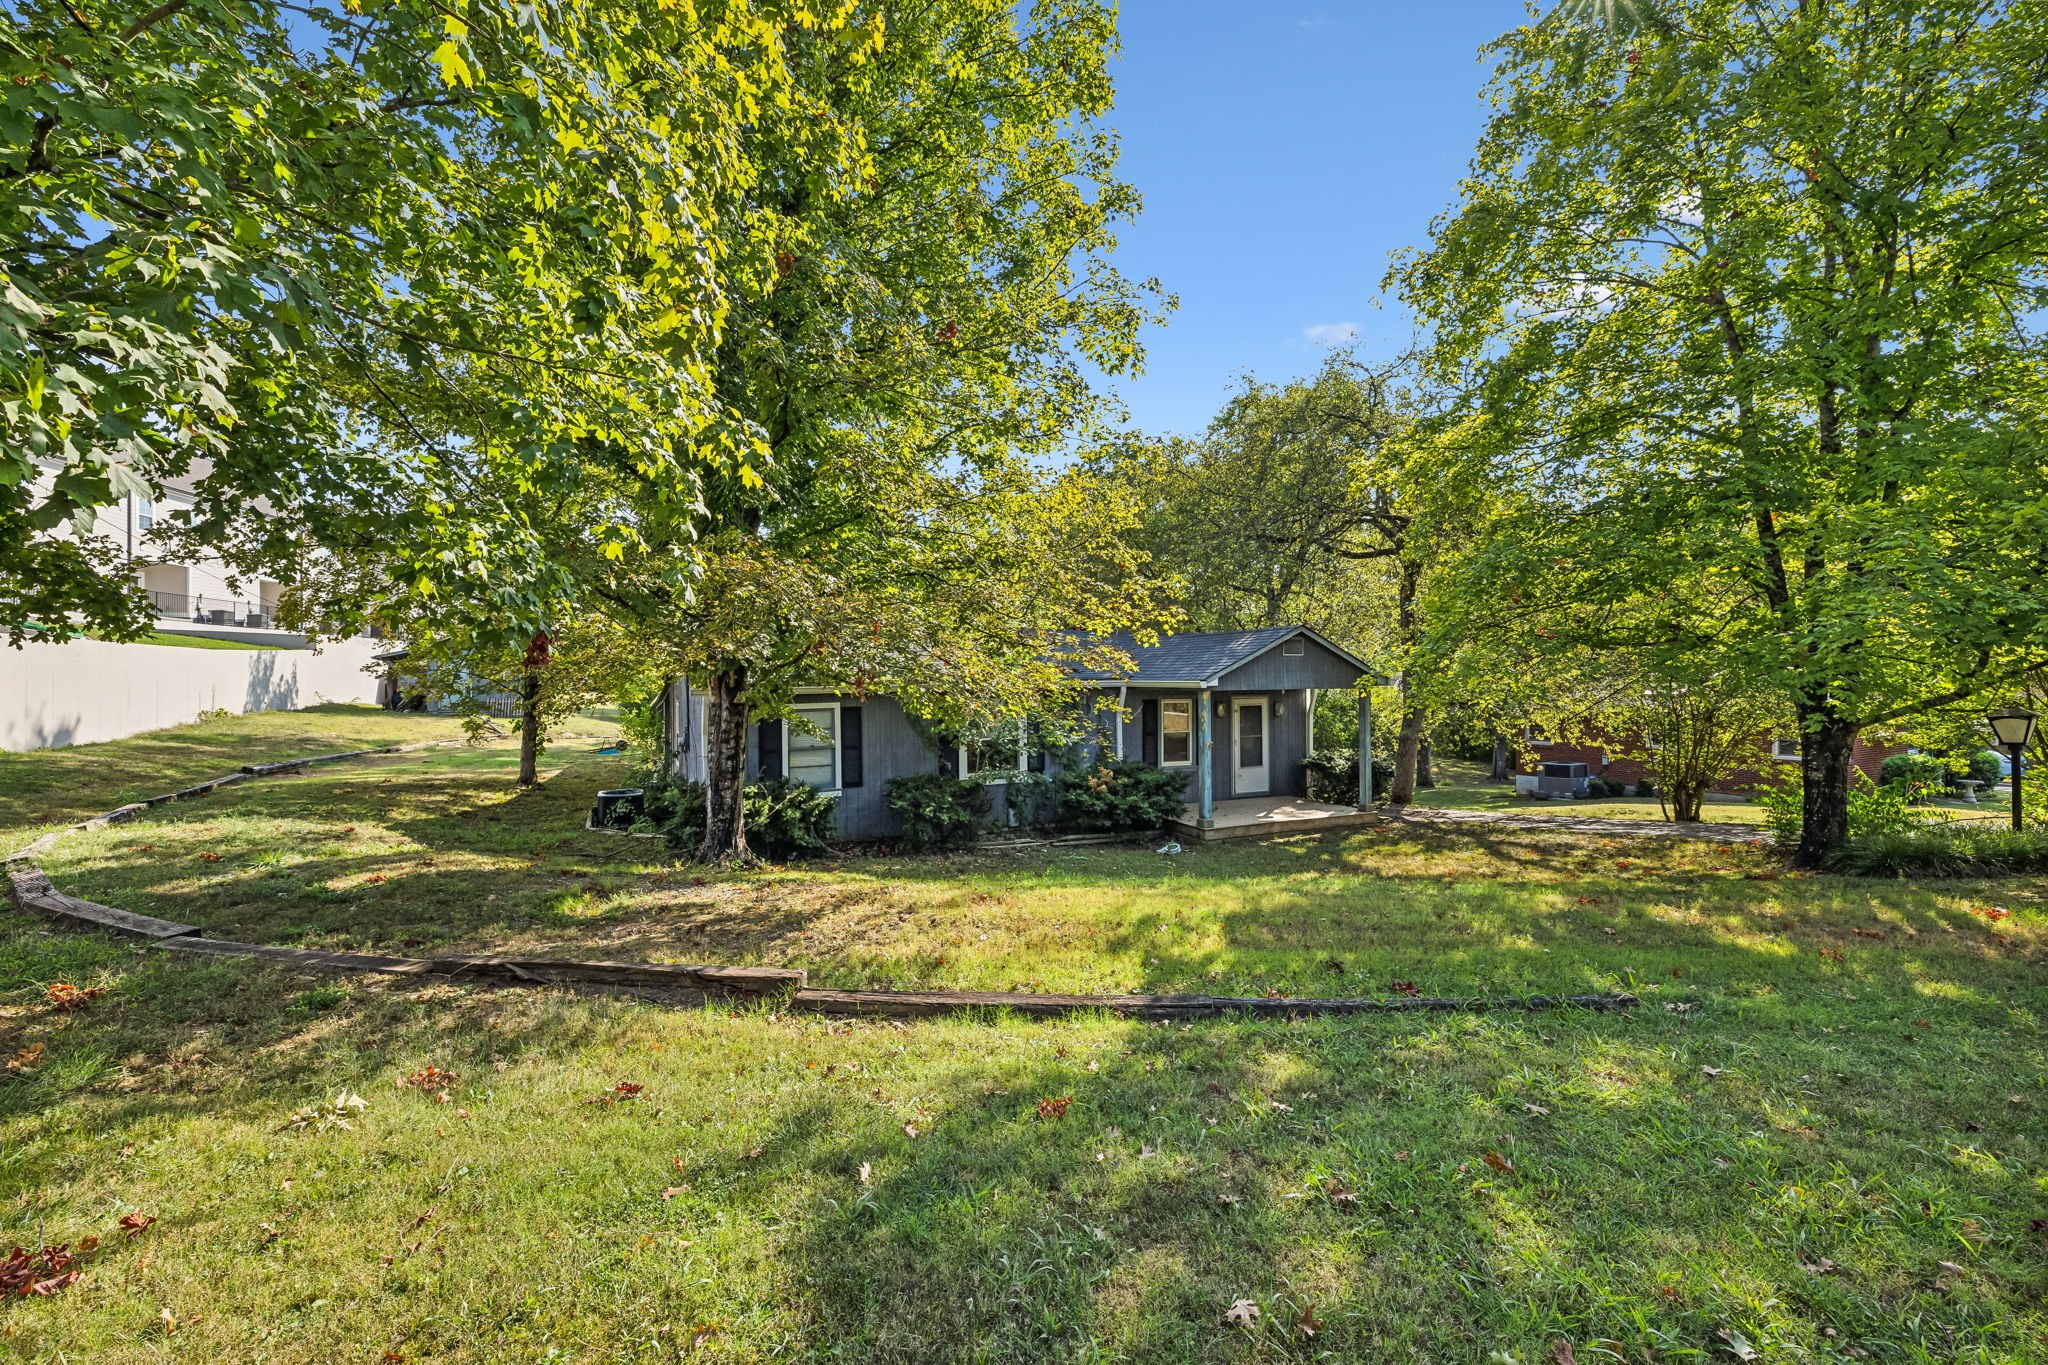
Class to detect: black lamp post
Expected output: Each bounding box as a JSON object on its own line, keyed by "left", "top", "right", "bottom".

{"left": 1985, "top": 706, "right": 2038, "bottom": 832}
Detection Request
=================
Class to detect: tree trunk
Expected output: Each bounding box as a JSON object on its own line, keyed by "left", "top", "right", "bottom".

{"left": 1417, "top": 737, "right": 1435, "bottom": 789}
{"left": 1387, "top": 685, "right": 1426, "bottom": 805}
{"left": 701, "top": 666, "right": 751, "bottom": 864}
{"left": 517, "top": 672, "right": 542, "bottom": 787}
{"left": 1488, "top": 733, "right": 1511, "bottom": 782}
{"left": 1386, "top": 557, "right": 1425, "bottom": 804}
{"left": 1668, "top": 777, "right": 1704, "bottom": 823}
{"left": 1793, "top": 713, "right": 1859, "bottom": 868}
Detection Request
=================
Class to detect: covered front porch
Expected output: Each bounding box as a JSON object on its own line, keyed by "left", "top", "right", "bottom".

{"left": 1168, "top": 795, "right": 1376, "bottom": 843}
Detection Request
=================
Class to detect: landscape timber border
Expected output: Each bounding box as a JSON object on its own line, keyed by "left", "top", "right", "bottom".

{"left": 4, "top": 740, "right": 1641, "bottom": 1022}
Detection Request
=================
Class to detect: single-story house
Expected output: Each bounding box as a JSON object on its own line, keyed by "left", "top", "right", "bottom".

{"left": 1516, "top": 725, "right": 1909, "bottom": 796}
{"left": 661, "top": 626, "right": 1377, "bottom": 842}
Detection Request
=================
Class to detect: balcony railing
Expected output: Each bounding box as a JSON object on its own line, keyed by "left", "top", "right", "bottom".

{"left": 147, "top": 590, "right": 282, "bottom": 629}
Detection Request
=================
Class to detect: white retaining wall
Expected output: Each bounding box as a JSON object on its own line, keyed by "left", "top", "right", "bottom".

{"left": 0, "top": 637, "right": 385, "bottom": 752}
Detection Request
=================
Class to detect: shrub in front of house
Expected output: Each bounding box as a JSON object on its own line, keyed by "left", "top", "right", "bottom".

{"left": 649, "top": 778, "right": 837, "bottom": 861}
{"left": 1302, "top": 749, "right": 1393, "bottom": 804}
{"left": 885, "top": 773, "right": 991, "bottom": 852}
{"left": 1057, "top": 760, "right": 1187, "bottom": 832}
{"left": 1878, "top": 752, "right": 1947, "bottom": 798}
{"left": 1001, "top": 771, "right": 1059, "bottom": 830}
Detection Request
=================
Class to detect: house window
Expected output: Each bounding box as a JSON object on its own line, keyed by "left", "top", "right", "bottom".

{"left": 786, "top": 704, "right": 839, "bottom": 790}
{"left": 957, "top": 721, "right": 1036, "bottom": 782}
{"left": 1282, "top": 638, "right": 1305, "bottom": 656}
{"left": 136, "top": 497, "right": 154, "bottom": 532}
{"left": 1161, "top": 699, "right": 1194, "bottom": 767}
{"left": 1772, "top": 736, "right": 1802, "bottom": 762}
{"left": 1522, "top": 724, "right": 1552, "bottom": 748}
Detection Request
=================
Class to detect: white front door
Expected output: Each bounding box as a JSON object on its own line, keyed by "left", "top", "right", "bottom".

{"left": 1233, "top": 696, "right": 1270, "bottom": 795}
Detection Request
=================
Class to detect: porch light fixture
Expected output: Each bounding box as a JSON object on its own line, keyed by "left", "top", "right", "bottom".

{"left": 1985, "top": 705, "right": 2037, "bottom": 831}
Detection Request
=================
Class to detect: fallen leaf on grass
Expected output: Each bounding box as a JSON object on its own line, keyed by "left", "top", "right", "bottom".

{"left": 1223, "top": 1299, "right": 1260, "bottom": 1327}
{"left": 1388, "top": 979, "right": 1421, "bottom": 997}
{"left": 584, "top": 1082, "right": 646, "bottom": 1105}
{"left": 118, "top": 1213, "right": 157, "bottom": 1237}
{"left": 1296, "top": 1304, "right": 1323, "bottom": 1337}
{"left": 1482, "top": 1151, "right": 1515, "bottom": 1174}
{"left": 198, "top": 852, "right": 223, "bottom": 863}
{"left": 1549, "top": 1340, "right": 1578, "bottom": 1365}
{"left": 902, "top": 1124, "right": 921, "bottom": 1139}
{"left": 661, "top": 1187, "right": 687, "bottom": 1201}
{"left": 7, "top": 1044, "right": 44, "bottom": 1073}
{"left": 688, "top": 1325, "right": 717, "bottom": 1350}
{"left": 400, "top": 1067, "right": 457, "bottom": 1091}
{"left": 1799, "top": 1256, "right": 1837, "bottom": 1274}
{"left": 1701, "top": 1066, "right": 1725, "bottom": 1077}
{"left": 1717, "top": 1329, "right": 1759, "bottom": 1361}
{"left": 1, "top": 1243, "right": 88, "bottom": 1298}
{"left": 1818, "top": 945, "right": 1845, "bottom": 963}
{"left": 277, "top": 1091, "right": 367, "bottom": 1132}
{"left": 1852, "top": 927, "right": 1885, "bottom": 939}
{"left": 1036, "top": 1096, "right": 1072, "bottom": 1120}
{"left": 858, "top": 1163, "right": 871, "bottom": 1185}
{"left": 44, "top": 982, "right": 106, "bottom": 1010}
{"left": 1323, "top": 1180, "right": 1359, "bottom": 1207}
{"left": 1522, "top": 1103, "right": 1550, "bottom": 1116}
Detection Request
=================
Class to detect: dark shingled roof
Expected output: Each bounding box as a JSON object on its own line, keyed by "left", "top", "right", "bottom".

{"left": 1068, "top": 626, "right": 1367, "bottom": 685}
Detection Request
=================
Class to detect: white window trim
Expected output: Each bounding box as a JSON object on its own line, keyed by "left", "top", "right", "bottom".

{"left": 1522, "top": 724, "right": 1553, "bottom": 748}
{"left": 1772, "top": 736, "right": 1802, "bottom": 762}
{"left": 1160, "top": 698, "right": 1195, "bottom": 768}
{"left": 958, "top": 720, "right": 1033, "bottom": 784}
{"left": 782, "top": 701, "right": 842, "bottom": 793}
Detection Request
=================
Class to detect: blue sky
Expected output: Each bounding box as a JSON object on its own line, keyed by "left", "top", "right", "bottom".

{"left": 1103, "top": 2, "right": 1529, "bottom": 436}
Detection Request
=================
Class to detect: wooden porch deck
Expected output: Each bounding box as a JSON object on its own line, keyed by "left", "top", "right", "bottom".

{"left": 1168, "top": 796, "right": 1375, "bottom": 843}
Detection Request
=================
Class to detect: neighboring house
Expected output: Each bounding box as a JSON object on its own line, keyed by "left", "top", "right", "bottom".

{"left": 661, "top": 626, "right": 1375, "bottom": 842}
{"left": 1515, "top": 726, "right": 1909, "bottom": 796}
{"left": 27, "top": 457, "right": 291, "bottom": 637}
{"left": 2, "top": 460, "right": 383, "bottom": 752}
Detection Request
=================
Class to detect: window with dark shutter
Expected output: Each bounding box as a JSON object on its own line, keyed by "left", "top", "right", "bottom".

{"left": 840, "top": 706, "right": 864, "bottom": 787}
{"left": 1026, "top": 721, "right": 1045, "bottom": 773}
{"left": 1141, "top": 699, "right": 1159, "bottom": 765}
{"left": 936, "top": 734, "right": 959, "bottom": 778}
{"left": 757, "top": 719, "right": 783, "bottom": 781}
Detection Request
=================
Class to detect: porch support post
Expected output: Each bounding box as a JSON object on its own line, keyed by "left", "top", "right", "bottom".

{"left": 1198, "top": 687, "right": 1215, "bottom": 828}
{"left": 1357, "top": 688, "right": 1374, "bottom": 808}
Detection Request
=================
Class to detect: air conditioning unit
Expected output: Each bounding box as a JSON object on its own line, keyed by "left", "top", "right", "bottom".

{"left": 1537, "top": 761, "right": 1590, "bottom": 797}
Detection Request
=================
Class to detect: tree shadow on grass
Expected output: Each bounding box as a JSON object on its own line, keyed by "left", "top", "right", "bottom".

{"left": 728, "top": 1009, "right": 2037, "bottom": 1363}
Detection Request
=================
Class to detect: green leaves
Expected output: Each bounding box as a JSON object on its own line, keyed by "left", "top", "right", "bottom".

{"left": 1397, "top": 0, "right": 2048, "bottom": 850}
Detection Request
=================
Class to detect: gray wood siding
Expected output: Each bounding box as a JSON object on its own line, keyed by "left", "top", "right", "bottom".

{"left": 1211, "top": 694, "right": 1307, "bottom": 799}
{"left": 665, "top": 678, "right": 1323, "bottom": 843}
{"left": 730, "top": 694, "right": 943, "bottom": 840}
{"left": 1215, "top": 637, "right": 1365, "bottom": 692}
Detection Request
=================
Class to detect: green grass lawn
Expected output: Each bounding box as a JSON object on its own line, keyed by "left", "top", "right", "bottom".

{"left": 1410, "top": 760, "right": 1772, "bottom": 826}
{"left": 0, "top": 705, "right": 495, "bottom": 849}
{"left": 2, "top": 720, "right": 2044, "bottom": 1362}
{"left": 122, "top": 631, "right": 277, "bottom": 651}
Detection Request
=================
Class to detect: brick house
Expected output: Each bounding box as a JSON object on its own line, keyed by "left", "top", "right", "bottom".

{"left": 1516, "top": 726, "right": 1910, "bottom": 795}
